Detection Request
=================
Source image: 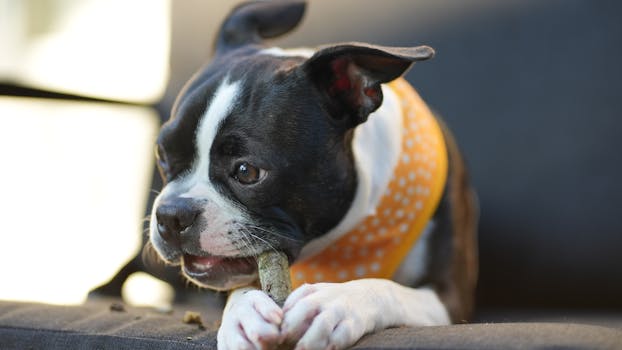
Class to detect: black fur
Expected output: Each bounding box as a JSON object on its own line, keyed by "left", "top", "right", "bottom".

{"left": 95, "top": 2, "right": 476, "bottom": 316}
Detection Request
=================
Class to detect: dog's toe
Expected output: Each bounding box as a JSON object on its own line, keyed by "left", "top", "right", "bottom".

{"left": 218, "top": 288, "right": 283, "bottom": 350}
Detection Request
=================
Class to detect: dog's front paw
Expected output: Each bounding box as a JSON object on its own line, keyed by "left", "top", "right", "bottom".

{"left": 217, "top": 288, "right": 283, "bottom": 350}
{"left": 280, "top": 282, "right": 379, "bottom": 350}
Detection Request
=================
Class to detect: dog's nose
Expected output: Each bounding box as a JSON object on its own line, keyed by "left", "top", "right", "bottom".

{"left": 155, "top": 200, "right": 200, "bottom": 244}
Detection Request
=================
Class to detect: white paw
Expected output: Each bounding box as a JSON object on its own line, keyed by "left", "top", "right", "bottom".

{"left": 217, "top": 288, "right": 283, "bottom": 350}
{"left": 280, "top": 282, "right": 378, "bottom": 350}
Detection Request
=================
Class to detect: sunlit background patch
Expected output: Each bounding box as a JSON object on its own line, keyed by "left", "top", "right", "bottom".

{"left": 0, "top": 0, "right": 171, "bottom": 305}
{"left": 0, "top": 0, "right": 170, "bottom": 103}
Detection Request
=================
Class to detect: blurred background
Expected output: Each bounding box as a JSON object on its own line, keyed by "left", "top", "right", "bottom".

{"left": 0, "top": 0, "right": 620, "bottom": 314}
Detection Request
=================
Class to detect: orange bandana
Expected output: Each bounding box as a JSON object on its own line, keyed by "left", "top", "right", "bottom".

{"left": 290, "top": 78, "right": 448, "bottom": 287}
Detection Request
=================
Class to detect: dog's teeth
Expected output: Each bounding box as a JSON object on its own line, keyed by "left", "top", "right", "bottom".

{"left": 192, "top": 261, "right": 212, "bottom": 271}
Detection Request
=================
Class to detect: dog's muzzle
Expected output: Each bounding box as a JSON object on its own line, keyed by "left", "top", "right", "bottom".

{"left": 151, "top": 197, "right": 259, "bottom": 290}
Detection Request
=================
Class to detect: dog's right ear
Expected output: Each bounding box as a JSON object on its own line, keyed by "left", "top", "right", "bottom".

{"left": 215, "top": 1, "right": 306, "bottom": 54}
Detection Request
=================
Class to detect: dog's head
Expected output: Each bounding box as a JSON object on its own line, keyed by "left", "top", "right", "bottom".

{"left": 149, "top": 1, "right": 434, "bottom": 290}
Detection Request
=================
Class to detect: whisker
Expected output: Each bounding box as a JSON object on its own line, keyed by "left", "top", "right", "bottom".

{"left": 141, "top": 241, "right": 171, "bottom": 270}
{"left": 232, "top": 223, "right": 258, "bottom": 256}
{"left": 243, "top": 224, "right": 304, "bottom": 243}
{"left": 243, "top": 231, "right": 267, "bottom": 255}
{"left": 237, "top": 225, "right": 280, "bottom": 256}
{"left": 240, "top": 232, "right": 256, "bottom": 255}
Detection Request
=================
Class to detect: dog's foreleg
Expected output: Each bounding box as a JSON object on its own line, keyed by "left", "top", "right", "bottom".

{"left": 280, "top": 279, "right": 450, "bottom": 350}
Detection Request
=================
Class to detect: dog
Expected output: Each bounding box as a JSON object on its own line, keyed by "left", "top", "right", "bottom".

{"left": 149, "top": 1, "right": 478, "bottom": 349}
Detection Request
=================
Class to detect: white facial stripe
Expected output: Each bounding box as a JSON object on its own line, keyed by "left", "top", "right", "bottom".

{"left": 187, "top": 78, "right": 246, "bottom": 208}
{"left": 192, "top": 78, "right": 240, "bottom": 185}
{"left": 178, "top": 78, "right": 249, "bottom": 255}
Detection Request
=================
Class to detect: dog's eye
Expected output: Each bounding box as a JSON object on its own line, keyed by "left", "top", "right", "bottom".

{"left": 233, "top": 162, "right": 265, "bottom": 185}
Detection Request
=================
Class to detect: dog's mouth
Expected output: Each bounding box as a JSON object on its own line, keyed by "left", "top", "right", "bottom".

{"left": 181, "top": 254, "right": 258, "bottom": 290}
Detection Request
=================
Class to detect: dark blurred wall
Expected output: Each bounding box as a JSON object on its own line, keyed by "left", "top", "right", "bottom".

{"left": 163, "top": 0, "right": 622, "bottom": 309}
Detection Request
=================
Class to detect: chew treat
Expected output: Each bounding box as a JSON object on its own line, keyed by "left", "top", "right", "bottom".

{"left": 257, "top": 251, "right": 292, "bottom": 306}
{"left": 182, "top": 311, "right": 206, "bottom": 330}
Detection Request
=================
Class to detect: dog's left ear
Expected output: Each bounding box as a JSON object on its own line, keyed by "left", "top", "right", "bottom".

{"left": 215, "top": 1, "right": 306, "bottom": 53}
{"left": 303, "top": 43, "right": 434, "bottom": 127}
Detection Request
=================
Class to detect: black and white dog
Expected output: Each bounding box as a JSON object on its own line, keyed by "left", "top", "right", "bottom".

{"left": 149, "top": 2, "right": 478, "bottom": 349}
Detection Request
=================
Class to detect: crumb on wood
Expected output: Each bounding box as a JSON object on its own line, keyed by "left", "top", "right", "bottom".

{"left": 183, "top": 310, "right": 207, "bottom": 330}
{"left": 109, "top": 302, "right": 126, "bottom": 312}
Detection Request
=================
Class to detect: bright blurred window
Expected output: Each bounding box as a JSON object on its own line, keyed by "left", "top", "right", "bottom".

{"left": 0, "top": 0, "right": 170, "bottom": 305}
{"left": 0, "top": 0, "right": 170, "bottom": 103}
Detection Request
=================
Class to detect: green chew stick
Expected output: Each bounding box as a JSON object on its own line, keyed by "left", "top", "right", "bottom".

{"left": 257, "top": 251, "right": 292, "bottom": 306}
